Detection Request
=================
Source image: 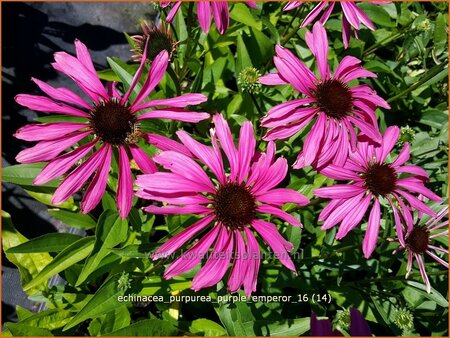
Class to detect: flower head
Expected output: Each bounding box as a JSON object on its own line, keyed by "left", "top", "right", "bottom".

{"left": 238, "top": 67, "right": 262, "bottom": 94}
{"left": 136, "top": 114, "right": 309, "bottom": 296}
{"left": 396, "top": 205, "right": 448, "bottom": 293}
{"left": 14, "top": 40, "right": 209, "bottom": 218}
{"left": 260, "top": 22, "right": 389, "bottom": 171}
{"left": 131, "top": 21, "right": 176, "bottom": 62}
{"left": 284, "top": 1, "right": 378, "bottom": 48}
{"left": 314, "top": 126, "right": 442, "bottom": 258}
{"left": 161, "top": 1, "right": 257, "bottom": 35}
{"left": 393, "top": 307, "right": 414, "bottom": 331}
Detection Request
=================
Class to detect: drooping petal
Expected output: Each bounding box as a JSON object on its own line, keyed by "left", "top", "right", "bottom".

{"left": 243, "top": 227, "right": 260, "bottom": 296}
{"left": 81, "top": 145, "right": 112, "bottom": 213}
{"left": 197, "top": 1, "right": 212, "bottom": 32}
{"left": 301, "top": 2, "right": 327, "bottom": 27}
{"left": 129, "top": 144, "right": 157, "bottom": 174}
{"left": 191, "top": 226, "right": 233, "bottom": 290}
{"left": 251, "top": 219, "right": 296, "bottom": 271}
{"left": 211, "top": 2, "right": 229, "bottom": 35}
{"left": 164, "top": 225, "right": 221, "bottom": 279}
{"left": 15, "top": 130, "right": 91, "bottom": 164}
{"left": 14, "top": 123, "right": 89, "bottom": 141}
{"left": 33, "top": 140, "right": 97, "bottom": 185}
{"left": 416, "top": 254, "right": 431, "bottom": 293}
{"left": 117, "top": 146, "right": 134, "bottom": 219}
{"left": 228, "top": 230, "right": 248, "bottom": 293}
{"left": 363, "top": 198, "right": 381, "bottom": 258}
{"left": 152, "top": 215, "right": 215, "bottom": 260}
{"left": 51, "top": 144, "right": 107, "bottom": 205}
{"left": 335, "top": 194, "right": 372, "bottom": 239}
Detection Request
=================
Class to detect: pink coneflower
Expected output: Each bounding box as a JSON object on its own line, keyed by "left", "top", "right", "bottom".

{"left": 314, "top": 126, "right": 442, "bottom": 258}
{"left": 398, "top": 205, "right": 448, "bottom": 293}
{"left": 161, "top": 1, "right": 257, "bottom": 35}
{"left": 136, "top": 114, "right": 309, "bottom": 295}
{"left": 283, "top": 1, "right": 378, "bottom": 48}
{"left": 131, "top": 21, "right": 177, "bottom": 62}
{"left": 260, "top": 22, "right": 389, "bottom": 171}
{"left": 14, "top": 40, "right": 209, "bottom": 218}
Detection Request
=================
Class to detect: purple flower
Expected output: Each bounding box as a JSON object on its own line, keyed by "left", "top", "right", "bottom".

{"left": 398, "top": 205, "right": 448, "bottom": 293}
{"left": 136, "top": 114, "right": 309, "bottom": 295}
{"left": 284, "top": 1, "right": 379, "bottom": 48}
{"left": 314, "top": 126, "right": 442, "bottom": 258}
{"left": 161, "top": 1, "right": 257, "bottom": 35}
{"left": 14, "top": 40, "right": 209, "bottom": 218}
{"left": 260, "top": 22, "right": 389, "bottom": 171}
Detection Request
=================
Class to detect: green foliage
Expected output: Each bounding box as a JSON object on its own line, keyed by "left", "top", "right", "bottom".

{"left": 3, "top": 1, "right": 448, "bottom": 336}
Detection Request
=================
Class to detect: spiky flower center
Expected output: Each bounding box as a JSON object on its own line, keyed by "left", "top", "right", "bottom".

{"left": 90, "top": 99, "right": 139, "bottom": 145}
{"left": 142, "top": 30, "right": 174, "bottom": 61}
{"left": 213, "top": 182, "right": 256, "bottom": 230}
{"left": 238, "top": 67, "right": 262, "bottom": 94}
{"left": 406, "top": 226, "right": 430, "bottom": 254}
{"left": 362, "top": 162, "right": 397, "bottom": 196}
{"left": 315, "top": 79, "right": 353, "bottom": 120}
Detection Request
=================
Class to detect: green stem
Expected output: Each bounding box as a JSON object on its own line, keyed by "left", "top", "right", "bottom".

{"left": 167, "top": 65, "right": 182, "bottom": 96}
{"left": 250, "top": 93, "right": 263, "bottom": 116}
{"left": 363, "top": 23, "right": 413, "bottom": 56}
{"left": 386, "top": 62, "right": 447, "bottom": 103}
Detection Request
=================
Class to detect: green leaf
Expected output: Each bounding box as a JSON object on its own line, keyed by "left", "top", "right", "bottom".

{"left": 108, "top": 319, "right": 177, "bottom": 336}
{"left": 236, "top": 33, "right": 253, "bottom": 75}
{"left": 76, "top": 213, "right": 128, "bottom": 285}
{"left": 358, "top": 3, "right": 395, "bottom": 27}
{"left": 216, "top": 301, "right": 255, "bottom": 336}
{"left": 14, "top": 309, "right": 73, "bottom": 331}
{"left": 7, "top": 233, "right": 82, "bottom": 253}
{"left": 434, "top": 13, "right": 447, "bottom": 55}
{"left": 405, "top": 281, "right": 448, "bottom": 307}
{"left": 24, "top": 187, "right": 75, "bottom": 210}
{"left": 230, "top": 3, "right": 261, "bottom": 30}
{"left": 189, "top": 319, "right": 227, "bottom": 336}
{"left": 111, "top": 244, "right": 157, "bottom": 258}
{"left": 48, "top": 209, "right": 96, "bottom": 230}
{"left": 2, "top": 211, "right": 53, "bottom": 294}
{"left": 23, "top": 236, "right": 95, "bottom": 291}
{"left": 4, "top": 323, "right": 53, "bottom": 336}
{"left": 63, "top": 274, "right": 137, "bottom": 331}
{"left": 88, "top": 305, "right": 131, "bottom": 336}
{"left": 97, "top": 68, "right": 121, "bottom": 82}
{"left": 107, "top": 57, "right": 141, "bottom": 101}
{"left": 253, "top": 318, "right": 310, "bottom": 336}
{"left": 2, "top": 163, "right": 59, "bottom": 188}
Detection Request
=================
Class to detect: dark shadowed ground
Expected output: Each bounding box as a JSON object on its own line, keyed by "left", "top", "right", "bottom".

{"left": 2, "top": 2, "right": 157, "bottom": 323}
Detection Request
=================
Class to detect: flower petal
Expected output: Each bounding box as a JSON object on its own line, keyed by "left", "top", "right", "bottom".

{"left": 152, "top": 215, "right": 215, "bottom": 259}
{"left": 81, "top": 145, "right": 112, "bottom": 213}
{"left": 256, "top": 188, "right": 309, "bottom": 206}
{"left": 15, "top": 94, "right": 89, "bottom": 117}
{"left": 14, "top": 123, "right": 88, "bottom": 141}
{"left": 117, "top": 146, "right": 134, "bottom": 218}
{"left": 362, "top": 198, "right": 381, "bottom": 258}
